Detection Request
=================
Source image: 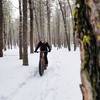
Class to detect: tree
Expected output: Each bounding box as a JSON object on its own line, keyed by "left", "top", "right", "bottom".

{"left": 55, "top": 6, "right": 61, "bottom": 48}
{"left": 0, "top": 0, "right": 3, "bottom": 57}
{"left": 58, "top": 0, "right": 71, "bottom": 51}
{"left": 46, "top": 0, "right": 51, "bottom": 45}
{"left": 22, "top": 0, "right": 28, "bottom": 65}
{"left": 3, "top": 0, "right": 14, "bottom": 50}
{"left": 74, "top": 0, "right": 100, "bottom": 100}
{"left": 19, "top": 0, "right": 23, "bottom": 59}
{"left": 67, "top": 0, "right": 76, "bottom": 51}
{"left": 3, "top": 19, "right": 6, "bottom": 51}
{"left": 29, "top": 0, "right": 34, "bottom": 53}
{"left": 33, "top": 0, "right": 40, "bottom": 41}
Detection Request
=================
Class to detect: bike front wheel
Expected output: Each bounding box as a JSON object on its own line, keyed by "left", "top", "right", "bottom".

{"left": 39, "top": 60, "right": 44, "bottom": 76}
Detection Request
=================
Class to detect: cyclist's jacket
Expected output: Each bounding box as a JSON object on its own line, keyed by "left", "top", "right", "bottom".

{"left": 35, "top": 41, "right": 51, "bottom": 52}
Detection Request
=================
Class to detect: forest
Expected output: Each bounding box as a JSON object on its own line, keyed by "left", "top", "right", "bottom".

{"left": 0, "top": 0, "right": 75, "bottom": 65}
{"left": 0, "top": 0, "right": 100, "bottom": 100}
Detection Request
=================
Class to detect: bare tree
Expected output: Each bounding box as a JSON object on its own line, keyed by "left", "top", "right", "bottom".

{"left": 67, "top": 0, "right": 76, "bottom": 50}
{"left": 3, "top": 20, "right": 7, "bottom": 51}
{"left": 46, "top": 0, "right": 51, "bottom": 45}
{"left": 0, "top": 0, "right": 3, "bottom": 57}
{"left": 55, "top": 7, "right": 61, "bottom": 48}
{"left": 9, "top": 24, "right": 12, "bottom": 49}
{"left": 58, "top": 0, "right": 71, "bottom": 51}
{"left": 19, "top": 0, "right": 23, "bottom": 59}
{"left": 33, "top": 0, "right": 40, "bottom": 41}
{"left": 29, "top": 0, "right": 34, "bottom": 53}
{"left": 3, "top": 0, "right": 15, "bottom": 50}
{"left": 22, "top": 0, "right": 28, "bottom": 65}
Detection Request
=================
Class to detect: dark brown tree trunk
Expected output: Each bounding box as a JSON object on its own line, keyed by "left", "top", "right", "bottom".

{"left": 0, "top": 0, "right": 3, "bottom": 57}
{"left": 29, "top": 0, "right": 34, "bottom": 53}
{"left": 74, "top": 0, "right": 100, "bottom": 100}
{"left": 22, "top": 0, "right": 28, "bottom": 65}
{"left": 3, "top": 20, "right": 7, "bottom": 51}
{"left": 46, "top": 0, "right": 51, "bottom": 45}
{"left": 7, "top": 20, "right": 12, "bottom": 49}
{"left": 39, "top": 0, "right": 42, "bottom": 39}
{"left": 9, "top": 28, "right": 12, "bottom": 49}
{"left": 19, "top": 0, "right": 23, "bottom": 59}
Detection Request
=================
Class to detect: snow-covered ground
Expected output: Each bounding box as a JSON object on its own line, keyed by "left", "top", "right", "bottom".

{"left": 0, "top": 46, "right": 82, "bottom": 100}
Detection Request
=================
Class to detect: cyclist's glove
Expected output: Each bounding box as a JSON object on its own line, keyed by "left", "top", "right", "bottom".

{"left": 49, "top": 49, "right": 51, "bottom": 52}
{"left": 34, "top": 50, "right": 37, "bottom": 52}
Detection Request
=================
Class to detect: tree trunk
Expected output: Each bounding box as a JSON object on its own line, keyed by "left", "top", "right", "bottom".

{"left": 33, "top": 0, "right": 40, "bottom": 41}
{"left": 0, "top": 0, "right": 3, "bottom": 57}
{"left": 74, "top": 0, "right": 100, "bottom": 100}
{"left": 39, "top": 0, "right": 42, "bottom": 39}
{"left": 58, "top": 0, "right": 71, "bottom": 51}
{"left": 22, "top": 0, "right": 28, "bottom": 65}
{"left": 46, "top": 0, "right": 51, "bottom": 45}
{"left": 9, "top": 27, "right": 12, "bottom": 49}
{"left": 3, "top": 20, "right": 7, "bottom": 51}
{"left": 29, "top": 0, "right": 34, "bottom": 53}
{"left": 56, "top": 9, "right": 61, "bottom": 48}
{"left": 19, "top": 0, "right": 23, "bottom": 59}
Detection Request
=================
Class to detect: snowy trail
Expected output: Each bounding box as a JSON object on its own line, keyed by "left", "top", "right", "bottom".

{"left": 0, "top": 47, "right": 82, "bottom": 100}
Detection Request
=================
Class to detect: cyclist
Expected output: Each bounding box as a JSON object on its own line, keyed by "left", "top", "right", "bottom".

{"left": 34, "top": 40, "right": 51, "bottom": 69}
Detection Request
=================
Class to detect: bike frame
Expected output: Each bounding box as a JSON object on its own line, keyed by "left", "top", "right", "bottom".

{"left": 40, "top": 51, "right": 46, "bottom": 67}
{"left": 35, "top": 51, "right": 48, "bottom": 76}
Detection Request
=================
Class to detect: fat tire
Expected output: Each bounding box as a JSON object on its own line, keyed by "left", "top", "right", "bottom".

{"left": 39, "top": 60, "right": 44, "bottom": 76}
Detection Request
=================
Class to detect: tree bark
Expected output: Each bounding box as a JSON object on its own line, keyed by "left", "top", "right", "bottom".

{"left": 29, "top": 0, "right": 34, "bottom": 53}
{"left": 46, "top": 0, "right": 51, "bottom": 45}
{"left": 0, "top": 0, "right": 3, "bottom": 57}
{"left": 56, "top": 8, "right": 61, "bottom": 48}
{"left": 3, "top": 20, "right": 7, "bottom": 51}
{"left": 74, "top": 0, "right": 100, "bottom": 100}
{"left": 19, "top": 0, "right": 23, "bottom": 59}
{"left": 22, "top": 0, "right": 28, "bottom": 65}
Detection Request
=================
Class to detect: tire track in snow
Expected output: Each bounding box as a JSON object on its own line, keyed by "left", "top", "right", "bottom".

{"left": 38, "top": 63, "right": 62, "bottom": 100}
{"left": 2, "top": 67, "right": 39, "bottom": 100}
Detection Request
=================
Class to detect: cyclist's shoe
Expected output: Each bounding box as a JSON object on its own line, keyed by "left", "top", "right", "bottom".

{"left": 44, "top": 64, "right": 48, "bottom": 70}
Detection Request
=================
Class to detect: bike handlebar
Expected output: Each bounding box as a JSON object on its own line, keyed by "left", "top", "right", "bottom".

{"left": 34, "top": 51, "right": 50, "bottom": 53}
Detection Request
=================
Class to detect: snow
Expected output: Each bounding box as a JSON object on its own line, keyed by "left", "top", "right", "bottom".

{"left": 0, "top": 46, "right": 82, "bottom": 100}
